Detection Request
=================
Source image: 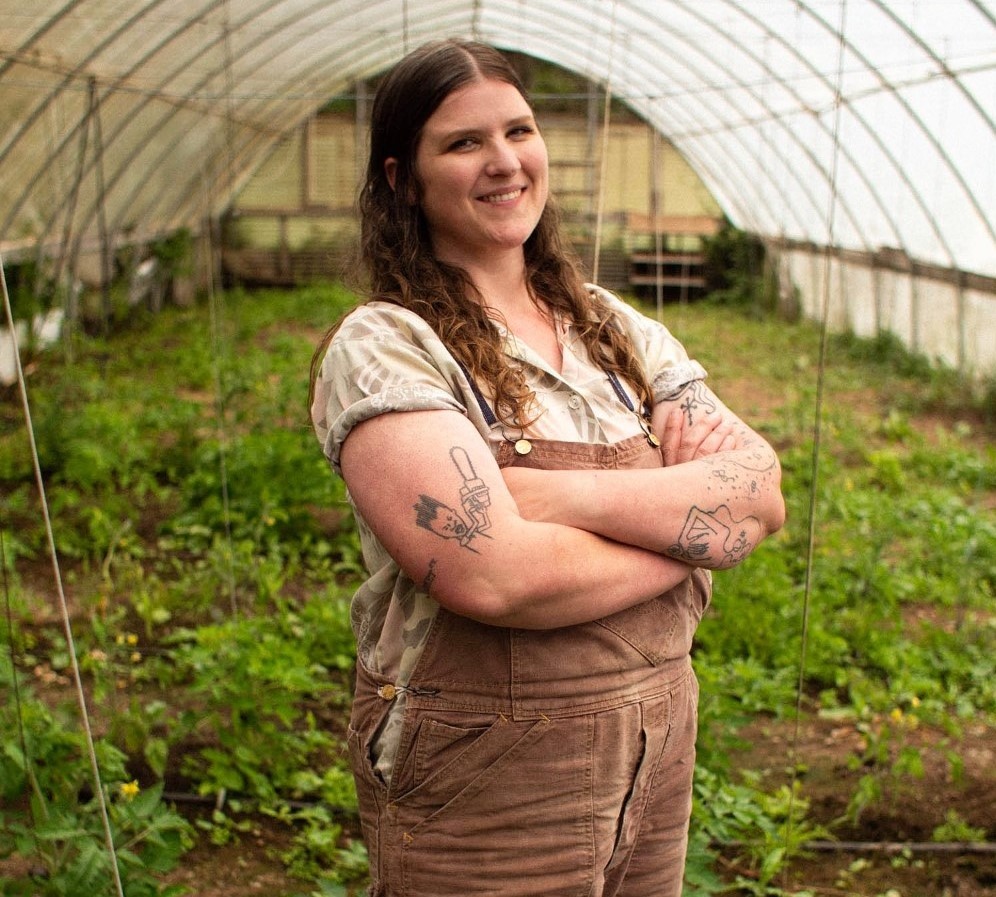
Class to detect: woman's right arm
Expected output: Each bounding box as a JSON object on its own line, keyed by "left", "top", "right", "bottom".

{"left": 340, "top": 407, "right": 692, "bottom": 630}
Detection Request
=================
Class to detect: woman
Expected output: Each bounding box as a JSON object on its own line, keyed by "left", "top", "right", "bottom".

{"left": 311, "top": 38, "right": 784, "bottom": 897}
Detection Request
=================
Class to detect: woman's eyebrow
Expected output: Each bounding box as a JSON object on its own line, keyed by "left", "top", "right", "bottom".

{"left": 432, "top": 115, "right": 537, "bottom": 145}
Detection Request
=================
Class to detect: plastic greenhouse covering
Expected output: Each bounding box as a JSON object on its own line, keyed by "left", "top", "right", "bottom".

{"left": 1, "top": 0, "right": 994, "bottom": 280}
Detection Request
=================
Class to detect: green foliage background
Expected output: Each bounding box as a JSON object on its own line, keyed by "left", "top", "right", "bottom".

{"left": 1, "top": 281, "right": 993, "bottom": 895}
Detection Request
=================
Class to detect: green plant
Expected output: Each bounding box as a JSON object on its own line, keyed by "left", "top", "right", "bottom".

{"left": 689, "top": 766, "right": 831, "bottom": 895}
{"left": 3, "top": 283, "right": 993, "bottom": 893}
{"left": 701, "top": 223, "right": 779, "bottom": 315}
{"left": 0, "top": 670, "right": 193, "bottom": 896}
{"left": 263, "top": 801, "right": 367, "bottom": 885}
{"left": 931, "top": 809, "right": 987, "bottom": 843}
{"left": 166, "top": 600, "right": 351, "bottom": 805}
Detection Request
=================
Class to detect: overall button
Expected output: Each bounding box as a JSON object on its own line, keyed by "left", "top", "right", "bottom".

{"left": 567, "top": 393, "right": 582, "bottom": 410}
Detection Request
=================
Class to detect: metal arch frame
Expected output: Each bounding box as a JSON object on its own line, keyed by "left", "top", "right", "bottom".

{"left": 103, "top": 0, "right": 411, "bottom": 238}
{"left": 0, "top": 0, "right": 176, "bottom": 170}
{"left": 686, "top": 0, "right": 933, "bottom": 256}
{"left": 2, "top": 0, "right": 319, "bottom": 248}
{"left": 795, "top": 0, "right": 996, "bottom": 259}
{"left": 0, "top": 0, "right": 85, "bottom": 80}
{"left": 0, "top": 0, "right": 940, "bottom": 254}
{"left": 869, "top": 0, "right": 996, "bottom": 138}
{"left": 864, "top": 0, "right": 996, "bottom": 245}
{"left": 1, "top": 0, "right": 993, "bottom": 274}
{"left": 24, "top": 0, "right": 832, "bottom": 264}
{"left": 1, "top": 0, "right": 364, "bottom": 241}
{"left": 588, "top": 1, "right": 861, "bottom": 247}
{"left": 0, "top": 0, "right": 227, "bottom": 242}
{"left": 613, "top": 0, "right": 988, "bottom": 268}
{"left": 620, "top": 0, "right": 909, "bottom": 253}
{"left": 8, "top": 0, "right": 436, "bottom": 248}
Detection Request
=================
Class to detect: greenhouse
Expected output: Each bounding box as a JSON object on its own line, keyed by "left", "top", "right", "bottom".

{"left": 1, "top": 3, "right": 994, "bottom": 896}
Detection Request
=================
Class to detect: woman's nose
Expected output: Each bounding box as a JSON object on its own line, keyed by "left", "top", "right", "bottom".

{"left": 484, "top": 139, "right": 521, "bottom": 175}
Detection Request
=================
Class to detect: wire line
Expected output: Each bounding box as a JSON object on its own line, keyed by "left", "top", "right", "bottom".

{"left": 783, "top": 0, "right": 849, "bottom": 880}
{"left": 0, "top": 250, "right": 126, "bottom": 897}
{"left": 590, "top": 0, "right": 619, "bottom": 284}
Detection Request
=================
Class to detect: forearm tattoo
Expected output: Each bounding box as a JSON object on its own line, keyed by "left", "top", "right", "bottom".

{"left": 672, "top": 381, "right": 779, "bottom": 501}
{"left": 705, "top": 453, "right": 773, "bottom": 503}
{"left": 414, "top": 446, "right": 492, "bottom": 553}
{"left": 669, "top": 504, "right": 762, "bottom": 568}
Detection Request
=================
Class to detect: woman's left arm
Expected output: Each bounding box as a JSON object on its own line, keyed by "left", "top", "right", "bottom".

{"left": 503, "top": 379, "right": 785, "bottom": 569}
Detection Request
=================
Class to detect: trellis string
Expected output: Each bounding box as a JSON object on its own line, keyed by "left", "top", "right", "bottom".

{"left": 782, "top": 0, "right": 850, "bottom": 875}
{"left": 0, "top": 250, "right": 126, "bottom": 897}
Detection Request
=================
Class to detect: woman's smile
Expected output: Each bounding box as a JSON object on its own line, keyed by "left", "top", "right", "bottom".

{"left": 479, "top": 188, "right": 524, "bottom": 204}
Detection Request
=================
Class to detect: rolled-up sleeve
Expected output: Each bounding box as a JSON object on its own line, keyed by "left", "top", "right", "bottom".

{"left": 311, "top": 303, "right": 468, "bottom": 473}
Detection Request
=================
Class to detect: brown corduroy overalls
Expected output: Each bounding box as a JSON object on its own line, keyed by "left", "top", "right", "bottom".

{"left": 347, "top": 430, "right": 711, "bottom": 896}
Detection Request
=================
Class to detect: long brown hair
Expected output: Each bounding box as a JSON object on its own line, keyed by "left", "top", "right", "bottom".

{"left": 311, "top": 39, "right": 653, "bottom": 426}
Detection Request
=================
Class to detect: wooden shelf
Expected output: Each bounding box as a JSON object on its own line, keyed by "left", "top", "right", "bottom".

{"left": 629, "top": 252, "right": 703, "bottom": 265}
{"left": 627, "top": 250, "right": 707, "bottom": 295}
{"left": 629, "top": 274, "right": 707, "bottom": 288}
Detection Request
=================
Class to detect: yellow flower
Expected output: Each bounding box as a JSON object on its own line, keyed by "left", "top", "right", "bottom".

{"left": 120, "top": 780, "right": 140, "bottom": 800}
{"left": 130, "top": 651, "right": 142, "bottom": 664}
{"left": 126, "top": 633, "right": 139, "bottom": 646}
{"left": 889, "top": 708, "right": 903, "bottom": 724}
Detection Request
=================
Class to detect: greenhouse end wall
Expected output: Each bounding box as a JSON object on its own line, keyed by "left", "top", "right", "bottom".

{"left": 775, "top": 244, "right": 996, "bottom": 382}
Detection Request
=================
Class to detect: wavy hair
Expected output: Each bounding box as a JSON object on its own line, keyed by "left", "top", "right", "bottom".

{"left": 311, "top": 39, "right": 653, "bottom": 427}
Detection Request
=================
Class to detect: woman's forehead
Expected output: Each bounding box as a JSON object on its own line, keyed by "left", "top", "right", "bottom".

{"left": 424, "top": 78, "right": 532, "bottom": 134}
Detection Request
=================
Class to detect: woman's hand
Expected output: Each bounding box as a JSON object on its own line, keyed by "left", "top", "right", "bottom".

{"left": 660, "top": 406, "right": 737, "bottom": 466}
{"left": 498, "top": 380, "right": 785, "bottom": 570}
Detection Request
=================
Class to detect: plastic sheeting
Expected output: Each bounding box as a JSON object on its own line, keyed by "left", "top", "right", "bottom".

{"left": 1, "top": 1, "right": 994, "bottom": 277}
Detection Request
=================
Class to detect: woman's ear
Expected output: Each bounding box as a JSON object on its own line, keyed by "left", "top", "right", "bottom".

{"left": 385, "top": 157, "right": 417, "bottom": 204}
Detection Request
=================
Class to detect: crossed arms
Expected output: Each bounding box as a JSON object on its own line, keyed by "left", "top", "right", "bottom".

{"left": 339, "top": 378, "right": 784, "bottom": 630}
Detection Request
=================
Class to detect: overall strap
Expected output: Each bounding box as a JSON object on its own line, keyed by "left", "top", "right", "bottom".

{"left": 456, "top": 360, "right": 499, "bottom": 427}
{"left": 606, "top": 369, "right": 653, "bottom": 419}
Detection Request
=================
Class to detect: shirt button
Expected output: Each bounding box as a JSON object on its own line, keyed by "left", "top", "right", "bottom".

{"left": 568, "top": 393, "right": 582, "bottom": 410}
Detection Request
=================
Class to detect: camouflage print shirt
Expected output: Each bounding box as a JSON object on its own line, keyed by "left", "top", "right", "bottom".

{"left": 310, "top": 285, "right": 707, "bottom": 781}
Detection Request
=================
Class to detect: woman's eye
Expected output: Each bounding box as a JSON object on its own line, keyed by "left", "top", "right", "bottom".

{"left": 448, "top": 137, "right": 477, "bottom": 151}
{"left": 509, "top": 126, "right": 535, "bottom": 139}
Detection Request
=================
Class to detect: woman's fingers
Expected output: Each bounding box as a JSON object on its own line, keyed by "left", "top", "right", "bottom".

{"left": 663, "top": 409, "right": 737, "bottom": 464}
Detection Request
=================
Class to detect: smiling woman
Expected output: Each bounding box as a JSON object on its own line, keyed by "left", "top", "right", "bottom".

{"left": 404, "top": 78, "right": 549, "bottom": 271}
{"left": 309, "top": 38, "right": 783, "bottom": 897}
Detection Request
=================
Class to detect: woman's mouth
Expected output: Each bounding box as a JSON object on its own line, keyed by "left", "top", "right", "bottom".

{"left": 480, "top": 188, "right": 523, "bottom": 204}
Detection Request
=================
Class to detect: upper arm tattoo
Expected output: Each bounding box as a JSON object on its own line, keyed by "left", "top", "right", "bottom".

{"left": 413, "top": 446, "right": 493, "bottom": 552}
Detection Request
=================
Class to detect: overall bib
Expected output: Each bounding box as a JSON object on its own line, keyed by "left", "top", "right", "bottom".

{"left": 347, "top": 431, "right": 711, "bottom": 897}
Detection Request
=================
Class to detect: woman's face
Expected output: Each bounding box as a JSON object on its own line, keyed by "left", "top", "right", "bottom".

{"left": 400, "top": 77, "right": 549, "bottom": 268}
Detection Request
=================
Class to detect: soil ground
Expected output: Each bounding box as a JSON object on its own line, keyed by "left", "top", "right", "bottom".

{"left": 153, "top": 714, "right": 995, "bottom": 897}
